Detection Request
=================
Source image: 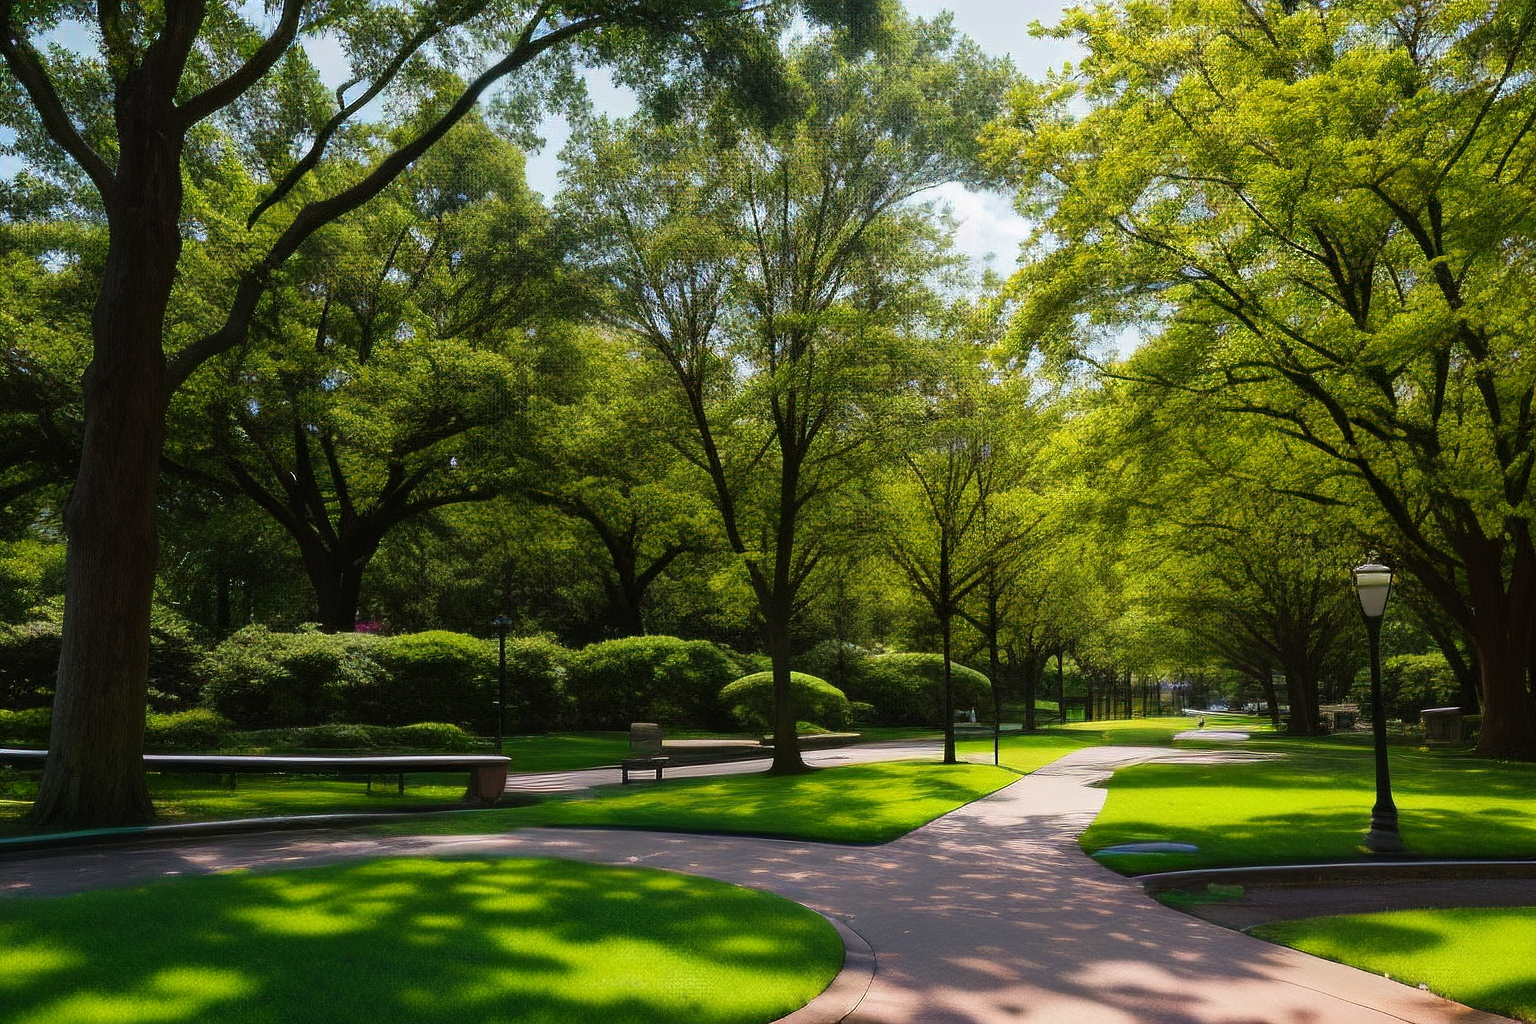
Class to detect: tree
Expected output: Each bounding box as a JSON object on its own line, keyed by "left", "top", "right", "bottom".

{"left": 522, "top": 336, "right": 715, "bottom": 636}
{"left": 993, "top": 0, "right": 1536, "bottom": 757}
{"left": 563, "top": 15, "right": 1013, "bottom": 771}
{"left": 167, "top": 116, "right": 574, "bottom": 632}
{"left": 1, "top": 0, "right": 885, "bottom": 827}
{"left": 883, "top": 353, "right": 1038, "bottom": 762}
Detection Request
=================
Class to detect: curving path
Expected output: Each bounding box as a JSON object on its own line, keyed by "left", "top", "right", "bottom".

{"left": 1, "top": 746, "right": 1516, "bottom": 1023}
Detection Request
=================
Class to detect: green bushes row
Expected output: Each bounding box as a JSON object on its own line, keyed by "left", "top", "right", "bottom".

{"left": 200, "top": 628, "right": 753, "bottom": 732}
{"left": 0, "top": 706, "right": 476, "bottom": 753}
{"left": 797, "top": 644, "right": 991, "bottom": 725}
{"left": 0, "top": 603, "right": 206, "bottom": 713}
{"left": 2, "top": 616, "right": 991, "bottom": 737}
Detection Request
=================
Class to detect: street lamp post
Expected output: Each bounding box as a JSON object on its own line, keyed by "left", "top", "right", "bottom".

{"left": 492, "top": 615, "right": 512, "bottom": 754}
{"left": 1351, "top": 557, "right": 1404, "bottom": 854}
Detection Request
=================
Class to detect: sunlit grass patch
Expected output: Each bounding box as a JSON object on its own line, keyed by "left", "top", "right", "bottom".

{"left": 1083, "top": 742, "right": 1536, "bottom": 872}
{"left": 956, "top": 732, "right": 1095, "bottom": 772}
{"left": 1252, "top": 907, "right": 1536, "bottom": 1022}
{"left": 0, "top": 857, "right": 842, "bottom": 1024}
{"left": 373, "top": 761, "right": 1016, "bottom": 843}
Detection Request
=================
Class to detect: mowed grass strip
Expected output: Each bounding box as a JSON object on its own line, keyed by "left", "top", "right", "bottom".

{"left": 0, "top": 857, "right": 843, "bottom": 1024}
{"left": 374, "top": 761, "right": 1018, "bottom": 843}
{"left": 1083, "top": 742, "right": 1536, "bottom": 872}
{"left": 1252, "top": 907, "right": 1536, "bottom": 1023}
{"left": 0, "top": 773, "right": 476, "bottom": 838}
{"left": 955, "top": 716, "right": 1272, "bottom": 774}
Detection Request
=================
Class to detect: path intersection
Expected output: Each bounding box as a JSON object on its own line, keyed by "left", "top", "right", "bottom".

{"left": 1, "top": 744, "right": 1517, "bottom": 1024}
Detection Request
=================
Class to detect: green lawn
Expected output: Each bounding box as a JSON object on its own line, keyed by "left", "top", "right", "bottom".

{"left": 957, "top": 731, "right": 1096, "bottom": 772}
{"left": 953, "top": 716, "right": 1264, "bottom": 772}
{"left": 1083, "top": 739, "right": 1536, "bottom": 873}
{"left": 1252, "top": 908, "right": 1536, "bottom": 1022}
{"left": 0, "top": 772, "right": 479, "bottom": 838}
{"left": 371, "top": 761, "right": 1017, "bottom": 844}
{"left": 0, "top": 856, "right": 842, "bottom": 1024}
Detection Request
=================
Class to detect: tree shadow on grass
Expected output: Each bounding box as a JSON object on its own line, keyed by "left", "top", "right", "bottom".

{"left": 0, "top": 856, "right": 841, "bottom": 1024}
{"left": 377, "top": 762, "right": 1013, "bottom": 845}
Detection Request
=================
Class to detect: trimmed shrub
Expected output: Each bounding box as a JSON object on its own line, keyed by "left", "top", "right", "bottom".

{"left": 721, "top": 671, "right": 852, "bottom": 732}
{"left": 202, "top": 625, "right": 385, "bottom": 729}
{"left": 385, "top": 722, "right": 477, "bottom": 751}
{"left": 844, "top": 652, "right": 992, "bottom": 726}
{"left": 0, "top": 602, "right": 207, "bottom": 713}
{"left": 567, "top": 636, "right": 741, "bottom": 730}
{"left": 367, "top": 631, "right": 496, "bottom": 729}
{"left": 0, "top": 706, "right": 50, "bottom": 746}
{"left": 144, "top": 709, "right": 231, "bottom": 751}
{"left": 793, "top": 640, "right": 872, "bottom": 693}
{"left": 502, "top": 636, "right": 575, "bottom": 733}
{"left": 0, "top": 619, "right": 61, "bottom": 711}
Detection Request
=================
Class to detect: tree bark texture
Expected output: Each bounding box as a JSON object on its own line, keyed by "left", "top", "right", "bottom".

{"left": 1463, "top": 528, "right": 1536, "bottom": 759}
{"left": 29, "top": 73, "right": 185, "bottom": 827}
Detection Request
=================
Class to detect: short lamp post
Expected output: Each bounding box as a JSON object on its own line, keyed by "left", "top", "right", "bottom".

{"left": 492, "top": 615, "right": 512, "bottom": 754}
{"left": 1351, "top": 557, "right": 1404, "bottom": 854}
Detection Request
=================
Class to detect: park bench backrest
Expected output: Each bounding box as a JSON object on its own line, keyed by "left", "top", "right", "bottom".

{"left": 629, "top": 722, "right": 663, "bottom": 757}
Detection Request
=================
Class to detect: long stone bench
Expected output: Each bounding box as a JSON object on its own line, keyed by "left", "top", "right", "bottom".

{"left": 0, "top": 749, "right": 510, "bottom": 805}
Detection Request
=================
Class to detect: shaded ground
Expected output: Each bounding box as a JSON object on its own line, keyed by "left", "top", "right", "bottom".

{"left": 1, "top": 745, "right": 1513, "bottom": 1023}
{"left": 0, "top": 856, "right": 841, "bottom": 1024}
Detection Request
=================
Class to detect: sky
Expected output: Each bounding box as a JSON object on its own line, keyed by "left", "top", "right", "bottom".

{"left": 9, "top": 2, "right": 1086, "bottom": 272}
{"left": 503, "top": 0, "right": 1086, "bottom": 274}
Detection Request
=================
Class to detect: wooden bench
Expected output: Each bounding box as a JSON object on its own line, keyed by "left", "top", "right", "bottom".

{"left": 0, "top": 749, "right": 511, "bottom": 805}
{"left": 620, "top": 722, "right": 670, "bottom": 784}
{"left": 619, "top": 755, "right": 670, "bottom": 784}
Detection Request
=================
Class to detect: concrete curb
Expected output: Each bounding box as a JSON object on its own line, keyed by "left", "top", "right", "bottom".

{"left": 1137, "top": 858, "right": 1536, "bottom": 893}
{"left": 772, "top": 914, "right": 875, "bottom": 1024}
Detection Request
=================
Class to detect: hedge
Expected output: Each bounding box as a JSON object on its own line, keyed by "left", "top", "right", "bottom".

{"left": 720, "top": 671, "right": 851, "bottom": 731}
{"left": 566, "top": 636, "right": 745, "bottom": 730}
{"left": 841, "top": 652, "right": 992, "bottom": 726}
{"left": 201, "top": 625, "right": 385, "bottom": 729}
{"left": 0, "top": 603, "right": 208, "bottom": 713}
{"left": 501, "top": 636, "right": 575, "bottom": 733}
{"left": 368, "top": 631, "right": 496, "bottom": 729}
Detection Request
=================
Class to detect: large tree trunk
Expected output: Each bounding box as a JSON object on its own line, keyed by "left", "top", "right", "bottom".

{"left": 1464, "top": 527, "right": 1536, "bottom": 759}
{"left": 29, "top": 82, "right": 185, "bottom": 828}
{"left": 766, "top": 605, "right": 808, "bottom": 773}
{"left": 292, "top": 533, "right": 373, "bottom": 633}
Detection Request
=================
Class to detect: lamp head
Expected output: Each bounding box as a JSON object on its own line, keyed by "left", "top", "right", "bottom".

{"left": 491, "top": 615, "right": 513, "bottom": 635}
{"left": 1351, "top": 556, "right": 1394, "bottom": 621}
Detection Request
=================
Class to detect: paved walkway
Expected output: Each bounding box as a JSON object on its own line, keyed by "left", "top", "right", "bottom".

{"left": 1, "top": 746, "right": 1516, "bottom": 1023}
{"left": 504, "top": 739, "right": 946, "bottom": 794}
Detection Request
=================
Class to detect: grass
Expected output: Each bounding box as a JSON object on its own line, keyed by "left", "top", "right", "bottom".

{"left": 956, "top": 731, "right": 1096, "bottom": 772}
{"left": 369, "top": 761, "right": 1017, "bottom": 844}
{"left": 0, "top": 772, "right": 480, "bottom": 838}
{"left": 1252, "top": 908, "right": 1536, "bottom": 1022}
{"left": 1083, "top": 738, "right": 1536, "bottom": 873}
{"left": 953, "top": 715, "right": 1267, "bottom": 772}
{"left": 0, "top": 856, "right": 843, "bottom": 1024}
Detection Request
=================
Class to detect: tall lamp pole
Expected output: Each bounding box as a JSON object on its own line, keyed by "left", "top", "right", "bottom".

{"left": 492, "top": 615, "right": 512, "bottom": 754}
{"left": 1351, "top": 557, "right": 1404, "bottom": 853}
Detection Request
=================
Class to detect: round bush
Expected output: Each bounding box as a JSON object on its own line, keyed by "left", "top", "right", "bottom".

{"left": 386, "top": 722, "right": 478, "bottom": 752}
{"left": 844, "top": 653, "right": 992, "bottom": 726}
{"left": 502, "top": 636, "right": 575, "bottom": 733}
{"left": 202, "top": 626, "right": 384, "bottom": 729}
{"left": 144, "top": 709, "right": 232, "bottom": 751}
{"left": 721, "top": 671, "right": 852, "bottom": 732}
{"left": 368, "top": 631, "right": 496, "bottom": 729}
{"left": 567, "top": 636, "right": 741, "bottom": 730}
